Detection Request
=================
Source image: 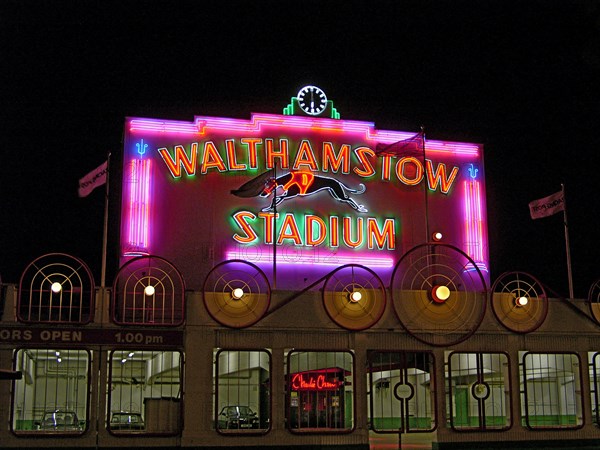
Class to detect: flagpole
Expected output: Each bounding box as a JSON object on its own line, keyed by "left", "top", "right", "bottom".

{"left": 272, "top": 161, "right": 277, "bottom": 289}
{"left": 561, "top": 183, "right": 574, "bottom": 298}
{"left": 100, "top": 153, "right": 111, "bottom": 289}
{"left": 421, "top": 126, "right": 430, "bottom": 242}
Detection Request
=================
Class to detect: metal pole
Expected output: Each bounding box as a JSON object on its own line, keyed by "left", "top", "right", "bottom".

{"left": 561, "top": 183, "right": 574, "bottom": 298}
{"left": 421, "top": 126, "right": 430, "bottom": 242}
{"left": 272, "top": 162, "right": 277, "bottom": 289}
{"left": 100, "top": 153, "right": 111, "bottom": 288}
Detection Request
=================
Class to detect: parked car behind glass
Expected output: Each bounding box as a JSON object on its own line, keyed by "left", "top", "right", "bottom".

{"left": 110, "top": 411, "right": 145, "bottom": 431}
{"left": 217, "top": 405, "right": 259, "bottom": 429}
{"left": 40, "top": 410, "right": 82, "bottom": 431}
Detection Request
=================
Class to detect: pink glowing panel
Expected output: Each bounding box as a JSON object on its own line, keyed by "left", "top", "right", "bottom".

{"left": 225, "top": 250, "right": 394, "bottom": 268}
{"left": 464, "top": 180, "right": 485, "bottom": 264}
{"left": 126, "top": 158, "right": 152, "bottom": 252}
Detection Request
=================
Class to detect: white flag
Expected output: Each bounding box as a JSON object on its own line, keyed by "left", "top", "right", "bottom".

{"left": 528, "top": 190, "right": 565, "bottom": 219}
{"left": 78, "top": 161, "right": 108, "bottom": 197}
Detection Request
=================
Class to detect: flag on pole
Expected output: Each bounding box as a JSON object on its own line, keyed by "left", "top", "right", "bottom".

{"left": 528, "top": 190, "right": 565, "bottom": 219}
{"left": 78, "top": 160, "right": 108, "bottom": 197}
{"left": 375, "top": 131, "right": 424, "bottom": 157}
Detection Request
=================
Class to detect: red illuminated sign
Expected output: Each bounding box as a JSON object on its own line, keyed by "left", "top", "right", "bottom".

{"left": 290, "top": 372, "right": 343, "bottom": 391}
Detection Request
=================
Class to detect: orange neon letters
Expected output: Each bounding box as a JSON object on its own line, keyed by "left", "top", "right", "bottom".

{"left": 232, "top": 212, "right": 395, "bottom": 250}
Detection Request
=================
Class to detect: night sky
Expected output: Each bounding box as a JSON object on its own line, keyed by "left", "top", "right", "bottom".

{"left": 2, "top": 0, "right": 599, "bottom": 298}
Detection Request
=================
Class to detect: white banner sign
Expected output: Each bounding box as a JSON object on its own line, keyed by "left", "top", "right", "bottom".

{"left": 529, "top": 190, "right": 564, "bottom": 219}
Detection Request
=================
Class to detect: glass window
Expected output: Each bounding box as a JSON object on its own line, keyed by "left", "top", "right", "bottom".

{"left": 11, "top": 349, "right": 89, "bottom": 434}
{"left": 368, "top": 351, "right": 435, "bottom": 432}
{"left": 108, "top": 350, "right": 182, "bottom": 435}
{"left": 214, "top": 349, "right": 271, "bottom": 434}
{"left": 446, "top": 352, "right": 511, "bottom": 431}
{"left": 589, "top": 352, "right": 600, "bottom": 425}
{"left": 520, "top": 352, "right": 582, "bottom": 429}
{"left": 286, "top": 350, "right": 354, "bottom": 433}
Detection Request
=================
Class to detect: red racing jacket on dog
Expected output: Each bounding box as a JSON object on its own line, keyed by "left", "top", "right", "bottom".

{"left": 282, "top": 171, "right": 315, "bottom": 194}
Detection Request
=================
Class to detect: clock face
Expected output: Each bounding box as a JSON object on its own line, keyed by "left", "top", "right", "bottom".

{"left": 297, "top": 85, "right": 327, "bottom": 116}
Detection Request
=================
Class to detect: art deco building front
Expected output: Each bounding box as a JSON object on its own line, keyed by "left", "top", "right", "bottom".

{"left": 1, "top": 87, "right": 600, "bottom": 449}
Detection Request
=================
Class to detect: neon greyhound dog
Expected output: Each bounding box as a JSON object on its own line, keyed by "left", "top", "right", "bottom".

{"left": 259, "top": 171, "right": 367, "bottom": 212}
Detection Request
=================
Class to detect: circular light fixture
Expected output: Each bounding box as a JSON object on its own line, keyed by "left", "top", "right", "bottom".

{"left": 349, "top": 290, "right": 362, "bottom": 303}
{"left": 231, "top": 287, "right": 245, "bottom": 300}
{"left": 432, "top": 231, "right": 443, "bottom": 242}
{"left": 51, "top": 282, "right": 62, "bottom": 293}
{"left": 431, "top": 285, "right": 451, "bottom": 303}
{"left": 144, "top": 285, "right": 155, "bottom": 296}
{"left": 516, "top": 296, "right": 529, "bottom": 307}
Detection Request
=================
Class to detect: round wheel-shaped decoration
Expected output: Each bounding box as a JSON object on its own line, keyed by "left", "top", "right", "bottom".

{"left": 491, "top": 271, "right": 548, "bottom": 333}
{"left": 588, "top": 278, "right": 600, "bottom": 325}
{"left": 18, "top": 253, "right": 95, "bottom": 323}
{"left": 322, "top": 264, "right": 386, "bottom": 330}
{"left": 113, "top": 255, "right": 185, "bottom": 326}
{"left": 390, "top": 243, "right": 487, "bottom": 346}
{"left": 202, "top": 260, "right": 271, "bottom": 328}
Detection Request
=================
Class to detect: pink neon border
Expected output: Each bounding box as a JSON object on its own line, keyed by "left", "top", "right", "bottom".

{"left": 464, "top": 180, "right": 486, "bottom": 269}
{"left": 128, "top": 113, "right": 480, "bottom": 157}
{"left": 126, "top": 158, "right": 151, "bottom": 253}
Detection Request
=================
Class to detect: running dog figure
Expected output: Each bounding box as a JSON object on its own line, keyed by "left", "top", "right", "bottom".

{"left": 259, "top": 171, "right": 367, "bottom": 212}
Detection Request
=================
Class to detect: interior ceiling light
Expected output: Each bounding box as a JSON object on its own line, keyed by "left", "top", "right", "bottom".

{"left": 144, "top": 285, "right": 155, "bottom": 296}
{"left": 432, "top": 231, "right": 443, "bottom": 242}
{"left": 51, "top": 282, "right": 62, "bottom": 293}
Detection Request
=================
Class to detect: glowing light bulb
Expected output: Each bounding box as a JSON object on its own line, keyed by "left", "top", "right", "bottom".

{"left": 349, "top": 291, "right": 362, "bottom": 302}
{"left": 516, "top": 296, "right": 529, "bottom": 307}
{"left": 432, "top": 231, "right": 443, "bottom": 241}
{"left": 432, "top": 285, "right": 451, "bottom": 303}
{"left": 51, "top": 282, "right": 62, "bottom": 293}
{"left": 144, "top": 285, "right": 155, "bottom": 296}
{"left": 232, "top": 288, "right": 244, "bottom": 300}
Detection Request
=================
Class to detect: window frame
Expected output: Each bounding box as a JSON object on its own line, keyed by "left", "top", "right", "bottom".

{"left": 521, "top": 351, "right": 583, "bottom": 430}
{"left": 446, "top": 351, "right": 512, "bottom": 432}
{"left": 107, "top": 348, "right": 184, "bottom": 436}
{"left": 10, "top": 347, "right": 91, "bottom": 436}
{"left": 214, "top": 348, "right": 272, "bottom": 435}
{"left": 368, "top": 350, "right": 437, "bottom": 434}
{"left": 285, "top": 349, "right": 355, "bottom": 434}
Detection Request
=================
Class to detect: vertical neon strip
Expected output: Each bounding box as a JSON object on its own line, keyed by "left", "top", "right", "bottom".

{"left": 464, "top": 180, "right": 484, "bottom": 263}
{"left": 128, "top": 158, "right": 152, "bottom": 251}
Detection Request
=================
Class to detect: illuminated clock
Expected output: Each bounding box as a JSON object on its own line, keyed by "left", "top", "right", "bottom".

{"left": 297, "top": 85, "right": 327, "bottom": 116}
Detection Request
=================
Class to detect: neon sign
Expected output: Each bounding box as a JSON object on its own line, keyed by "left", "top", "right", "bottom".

{"left": 231, "top": 212, "right": 396, "bottom": 250}
{"left": 157, "top": 138, "right": 459, "bottom": 194}
{"left": 121, "top": 111, "right": 489, "bottom": 289}
{"left": 291, "top": 373, "right": 342, "bottom": 391}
